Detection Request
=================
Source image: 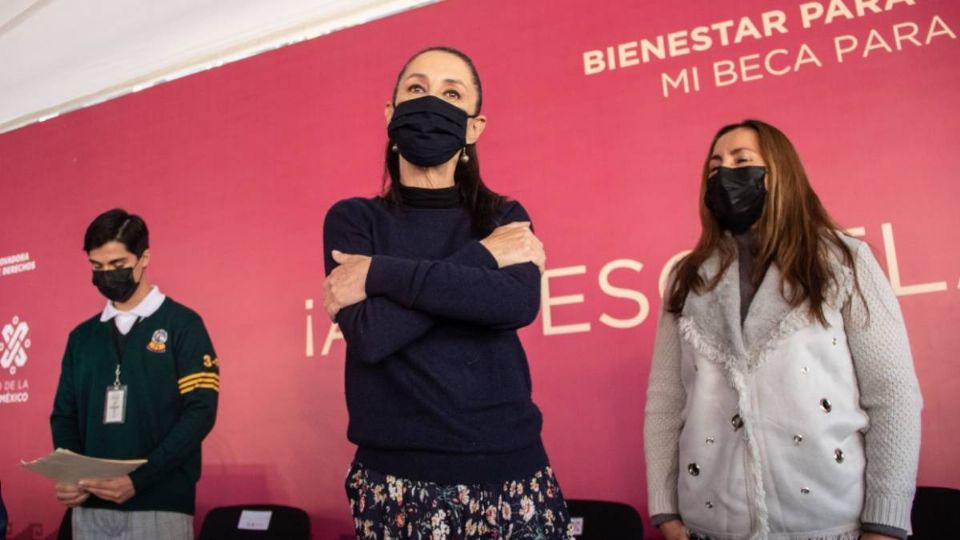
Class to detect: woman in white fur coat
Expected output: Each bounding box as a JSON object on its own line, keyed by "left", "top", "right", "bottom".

{"left": 644, "top": 119, "right": 922, "bottom": 540}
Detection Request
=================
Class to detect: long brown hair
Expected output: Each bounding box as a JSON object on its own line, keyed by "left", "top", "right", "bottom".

{"left": 666, "top": 119, "right": 860, "bottom": 325}
{"left": 382, "top": 46, "right": 504, "bottom": 236}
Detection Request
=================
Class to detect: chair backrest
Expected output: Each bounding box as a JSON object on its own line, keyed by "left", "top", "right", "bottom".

{"left": 57, "top": 508, "right": 72, "bottom": 540}
{"left": 565, "top": 499, "right": 644, "bottom": 540}
{"left": 0, "top": 481, "right": 7, "bottom": 538}
{"left": 198, "top": 504, "right": 310, "bottom": 540}
{"left": 910, "top": 486, "right": 960, "bottom": 539}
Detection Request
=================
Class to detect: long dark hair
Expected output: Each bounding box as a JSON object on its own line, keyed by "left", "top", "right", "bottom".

{"left": 667, "top": 119, "right": 862, "bottom": 326}
{"left": 381, "top": 46, "right": 504, "bottom": 236}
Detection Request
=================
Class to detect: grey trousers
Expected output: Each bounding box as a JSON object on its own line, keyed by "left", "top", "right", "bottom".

{"left": 72, "top": 507, "right": 193, "bottom": 540}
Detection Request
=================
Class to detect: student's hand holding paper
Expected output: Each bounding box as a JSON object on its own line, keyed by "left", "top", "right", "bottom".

{"left": 55, "top": 483, "right": 89, "bottom": 507}
{"left": 78, "top": 475, "right": 136, "bottom": 504}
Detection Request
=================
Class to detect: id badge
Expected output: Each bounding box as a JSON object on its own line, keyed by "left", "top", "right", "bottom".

{"left": 104, "top": 385, "right": 128, "bottom": 424}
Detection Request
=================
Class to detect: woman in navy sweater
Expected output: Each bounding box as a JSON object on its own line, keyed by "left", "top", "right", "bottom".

{"left": 323, "top": 47, "right": 572, "bottom": 539}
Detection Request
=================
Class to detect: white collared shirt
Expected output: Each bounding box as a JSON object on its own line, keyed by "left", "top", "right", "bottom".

{"left": 100, "top": 285, "right": 166, "bottom": 335}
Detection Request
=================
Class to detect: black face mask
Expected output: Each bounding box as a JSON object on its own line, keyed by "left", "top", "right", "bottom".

{"left": 705, "top": 166, "right": 767, "bottom": 234}
{"left": 387, "top": 95, "right": 469, "bottom": 167}
{"left": 92, "top": 266, "right": 140, "bottom": 303}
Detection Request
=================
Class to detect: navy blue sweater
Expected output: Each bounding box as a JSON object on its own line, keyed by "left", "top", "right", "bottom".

{"left": 323, "top": 194, "right": 547, "bottom": 483}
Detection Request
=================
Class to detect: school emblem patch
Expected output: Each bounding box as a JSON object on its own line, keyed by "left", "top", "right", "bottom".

{"left": 147, "top": 329, "right": 168, "bottom": 353}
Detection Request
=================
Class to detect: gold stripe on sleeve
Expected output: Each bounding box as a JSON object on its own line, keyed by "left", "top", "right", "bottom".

{"left": 180, "top": 381, "right": 221, "bottom": 395}
{"left": 178, "top": 377, "right": 220, "bottom": 391}
{"left": 178, "top": 372, "right": 220, "bottom": 386}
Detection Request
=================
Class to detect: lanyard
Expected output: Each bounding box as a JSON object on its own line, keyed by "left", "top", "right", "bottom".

{"left": 109, "top": 318, "right": 140, "bottom": 388}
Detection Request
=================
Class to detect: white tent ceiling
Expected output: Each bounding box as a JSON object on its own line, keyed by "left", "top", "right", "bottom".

{"left": 0, "top": 0, "right": 435, "bottom": 134}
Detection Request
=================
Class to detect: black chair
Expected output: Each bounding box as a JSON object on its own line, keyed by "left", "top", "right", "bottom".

{"left": 0, "top": 481, "right": 7, "bottom": 538}
{"left": 198, "top": 504, "right": 310, "bottom": 540}
{"left": 566, "top": 499, "right": 644, "bottom": 539}
{"left": 57, "top": 508, "right": 72, "bottom": 540}
{"left": 909, "top": 486, "right": 960, "bottom": 539}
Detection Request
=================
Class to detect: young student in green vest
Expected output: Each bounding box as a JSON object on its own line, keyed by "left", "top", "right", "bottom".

{"left": 50, "top": 208, "right": 219, "bottom": 540}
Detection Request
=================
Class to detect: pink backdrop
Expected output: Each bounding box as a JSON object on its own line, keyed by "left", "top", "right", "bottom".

{"left": 2, "top": 0, "right": 958, "bottom": 538}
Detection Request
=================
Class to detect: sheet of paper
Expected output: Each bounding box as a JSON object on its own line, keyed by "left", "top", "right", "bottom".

{"left": 21, "top": 448, "right": 146, "bottom": 484}
{"left": 237, "top": 510, "right": 273, "bottom": 530}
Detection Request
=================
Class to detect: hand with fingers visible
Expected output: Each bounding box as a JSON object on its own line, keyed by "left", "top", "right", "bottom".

{"left": 479, "top": 221, "right": 546, "bottom": 273}
{"left": 659, "top": 519, "right": 691, "bottom": 540}
{"left": 324, "top": 250, "right": 372, "bottom": 320}
{"left": 55, "top": 482, "right": 90, "bottom": 507}
{"left": 77, "top": 475, "right": 135, "bottom": 505}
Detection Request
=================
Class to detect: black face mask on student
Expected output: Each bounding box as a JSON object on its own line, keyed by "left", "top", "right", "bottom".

{"left": 92, "top": 266, "right": 140, "bottom": 303}
{"left": 387, "top": 95, "right": 470, "bottom": 167}
{"left": 705, "top": 166, "right": 767, "bottom": 234}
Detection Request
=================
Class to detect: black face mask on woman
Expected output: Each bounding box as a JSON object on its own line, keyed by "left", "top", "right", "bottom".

{"left": 92, "top": 266, "right": 140, "bottom": 303}
{"left": 704, "top": 166, "right": 767, "bottom": 234}
{"left": 387, "top": 95, "right": 469, "bottom": 167}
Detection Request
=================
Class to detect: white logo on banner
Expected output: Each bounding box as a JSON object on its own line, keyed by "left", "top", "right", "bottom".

{"left": 0, "top": 316, "right": 30, "bottom": 375}
{"left": 0, "top": 316, "right": 31, "bottom": 405}
{"left": 0, "top": 252, "right": 37, "bottom": 277}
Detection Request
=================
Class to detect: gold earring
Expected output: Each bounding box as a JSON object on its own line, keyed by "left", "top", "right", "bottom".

{"left": 459, "top": 148, "right": 469, "bottom": 164}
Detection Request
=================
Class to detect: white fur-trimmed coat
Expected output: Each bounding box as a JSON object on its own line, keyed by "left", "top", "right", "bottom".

{"left": 644, "top": 237, "right": 922, "bottom": 540}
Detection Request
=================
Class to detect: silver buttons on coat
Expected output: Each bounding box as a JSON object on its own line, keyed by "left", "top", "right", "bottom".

{"left": 801, "top": 487, "right": 811, "bottom": 495}
{"left": 705, "top": 501, "right": 714, "bottom": 509}
{"left": 731, "top": 414, "right": 744, "bottom": 431}
{"left": 793, "top": 434, "right": 803, "bottom": 445}
{"left": 820, "top": 398, "right": 832, "bottom": 413}
{"left": 687, "top": 463, "right": 700, "bottom": 476}
{"left": 705, "top": 437, "right": 715, "bottom": 445}
{"left": 834, "top": 449, "right": 845, "bottom": 463}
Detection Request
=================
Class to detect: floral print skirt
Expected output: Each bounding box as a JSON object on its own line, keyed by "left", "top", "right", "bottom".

{"left": 346, "top": 461, "right": 574, "bottom": 539}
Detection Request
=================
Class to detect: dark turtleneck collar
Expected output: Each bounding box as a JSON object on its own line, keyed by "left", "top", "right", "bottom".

{"left": 397, "top": 184, "right": 461, "bottom": 209}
